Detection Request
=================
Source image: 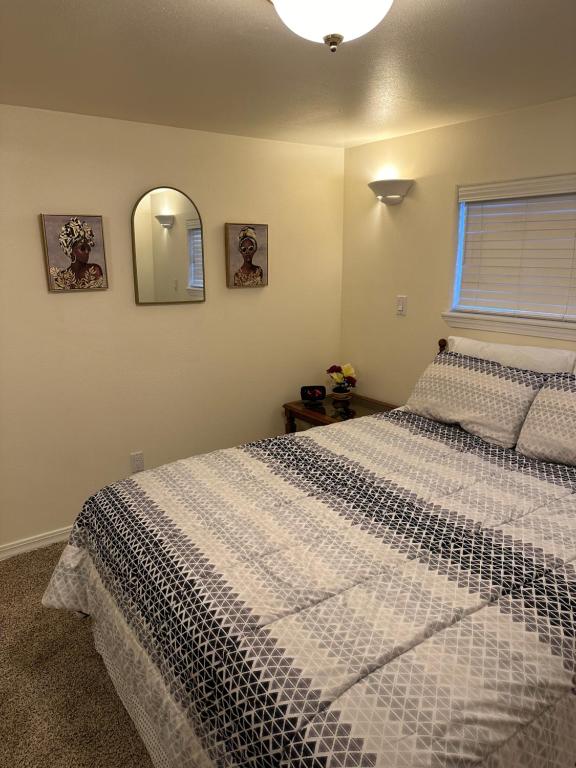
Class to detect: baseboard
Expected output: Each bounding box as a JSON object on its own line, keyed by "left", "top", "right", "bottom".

{"left": 0, "top": 526, "right": 72, "bottom": 561}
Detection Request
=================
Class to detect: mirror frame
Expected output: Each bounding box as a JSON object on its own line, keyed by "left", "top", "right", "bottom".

{"left": 131, "top": 186, "right": 206, "bottom": 305}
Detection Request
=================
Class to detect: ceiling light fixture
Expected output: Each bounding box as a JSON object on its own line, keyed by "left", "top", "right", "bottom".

{"left": 269, "top": 0, "right": 395, "bottom": 52}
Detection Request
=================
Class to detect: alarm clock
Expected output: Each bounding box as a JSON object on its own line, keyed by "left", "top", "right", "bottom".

{"left": 300, "top": 385, "right": 326, "bottom": 404}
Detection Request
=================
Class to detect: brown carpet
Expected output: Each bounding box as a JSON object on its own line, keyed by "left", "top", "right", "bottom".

{"left": 0, "top": 543, "right": 154, "bottom": 768}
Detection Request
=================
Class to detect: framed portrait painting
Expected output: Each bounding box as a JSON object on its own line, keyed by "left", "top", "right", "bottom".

{"left": 225, "top": 223, "right": 268, "bottom": 288}
{"left": 41, "top": 214, "right": 108, "bottom": 292}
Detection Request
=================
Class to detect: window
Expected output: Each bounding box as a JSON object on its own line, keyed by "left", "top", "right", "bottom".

{"left": 445, "top": 174, "right": 576, "bottom": 340}
{"left": 187, "top": 222, "right": 204, "bottom": 290}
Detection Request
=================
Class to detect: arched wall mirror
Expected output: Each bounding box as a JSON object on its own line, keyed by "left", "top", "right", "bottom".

{"left": 131, "top": 187, "right": 205, "bottom": 304}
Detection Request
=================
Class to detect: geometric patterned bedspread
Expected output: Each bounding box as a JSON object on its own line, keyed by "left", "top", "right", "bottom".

{"left": 43, "top": 411, "right": 576, "bottom": 767}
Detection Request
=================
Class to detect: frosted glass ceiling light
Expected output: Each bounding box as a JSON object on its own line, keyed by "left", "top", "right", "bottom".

{"left": 270, "top": 0, "right": 395, "bottom": 52}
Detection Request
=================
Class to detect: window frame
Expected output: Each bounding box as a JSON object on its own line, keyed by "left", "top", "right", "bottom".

{"left": 444, "top": 173, "right": 576, "bottom": 341}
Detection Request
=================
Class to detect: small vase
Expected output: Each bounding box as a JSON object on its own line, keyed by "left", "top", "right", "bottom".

{"left": 332, "top": 388, "right": 352, "bottom": 403}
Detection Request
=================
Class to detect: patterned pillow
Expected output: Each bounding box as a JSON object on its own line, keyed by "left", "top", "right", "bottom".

{"left": 516, "top": 374, "right": 576, "bottom": 465}
{"left": 405, "top": 351, "right": 546, "bottom": 448}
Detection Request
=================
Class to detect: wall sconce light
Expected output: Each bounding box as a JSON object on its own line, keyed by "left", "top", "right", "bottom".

{"left": 368, "top": 179, "right": 414, "bottom": 205}
{"left": 155, "top": 214, "right": 175, "bottom": 229}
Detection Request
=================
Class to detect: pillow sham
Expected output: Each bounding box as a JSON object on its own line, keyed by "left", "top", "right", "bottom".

{"left": 447, "top": 335, "right": 576, "bottom": 374}
{"left": 405, "top": 351, "right": 546, "bottom": 448}
{"left": 516, "top": 373, "right": 576, "bottom": 466}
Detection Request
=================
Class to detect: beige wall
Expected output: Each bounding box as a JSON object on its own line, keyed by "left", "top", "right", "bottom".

{"left": 341, "top": 97, "right": 576, "bottom": 407}
{"left": 0, "top": 105, "right": 344, "bottom": 546}
{"left": 133, "top": 193, "right": 155, "bottom": 302}
{"left": 2, "top": 97, "right": 575, "bottom": 548}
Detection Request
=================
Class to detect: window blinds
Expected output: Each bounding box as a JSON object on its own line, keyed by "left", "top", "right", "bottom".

{"left": 187, "top": 225, "right": 204, "bottom": 289}
{"left": 453, "top": 176, "right": 576, "bottom": 322}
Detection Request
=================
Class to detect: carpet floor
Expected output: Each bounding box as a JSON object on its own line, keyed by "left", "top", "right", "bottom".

{"left": 0, "top": 543, "right": 154, "bottom": 768}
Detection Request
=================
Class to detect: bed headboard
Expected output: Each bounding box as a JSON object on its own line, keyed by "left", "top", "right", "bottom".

{"left": 438, "top": 338, "right": 448, "bottom": 353}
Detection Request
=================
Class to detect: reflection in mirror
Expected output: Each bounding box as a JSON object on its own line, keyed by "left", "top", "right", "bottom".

{"left": 132, "top": 187, "right": 205, "bottom": 304}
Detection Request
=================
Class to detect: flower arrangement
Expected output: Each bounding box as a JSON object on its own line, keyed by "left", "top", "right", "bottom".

{"left": 326, "top": 363, "right": 357, "bottom": 392}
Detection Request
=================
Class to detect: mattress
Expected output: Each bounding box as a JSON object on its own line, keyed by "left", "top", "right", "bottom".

{"left": 43, "top": 410, "right": 576, "bottom": 767}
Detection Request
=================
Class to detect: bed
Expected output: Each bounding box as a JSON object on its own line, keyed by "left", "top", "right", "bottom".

{"left": 44, "top": 341, "right": 576, "bottom": 768}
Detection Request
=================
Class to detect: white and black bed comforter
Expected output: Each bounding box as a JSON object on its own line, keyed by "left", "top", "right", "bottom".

{"left": 44, "top": 411, "right": 576, "bottom": 767}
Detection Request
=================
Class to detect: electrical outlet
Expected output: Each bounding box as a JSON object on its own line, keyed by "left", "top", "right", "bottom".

{"left": 396, "top": 295, "right": 408, "bottom": 316}
{"left": 130, "top": 451, "right": 145, "bottom": 473}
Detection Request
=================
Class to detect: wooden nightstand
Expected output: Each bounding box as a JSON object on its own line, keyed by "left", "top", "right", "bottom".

{"left": 283, "top": 393, "right": 396, "bottom": 433}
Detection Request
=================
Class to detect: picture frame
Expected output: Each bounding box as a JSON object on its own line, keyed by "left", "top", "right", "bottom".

{"left": 40, "top": 214, "right": 108, "bottom": 292}
{"left": 225, "top": 223, "right": 268, "bottom": 288}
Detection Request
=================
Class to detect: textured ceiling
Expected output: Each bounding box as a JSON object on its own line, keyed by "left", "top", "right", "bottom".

{"left": 1, "top": 0, "right": 575, "bottom": 147}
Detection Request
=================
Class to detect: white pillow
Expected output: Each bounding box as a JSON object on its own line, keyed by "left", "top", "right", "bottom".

{"left": 517, "top": 374, "right": 576, "bottom": 466}
{"left": 406, "top": 351, "right": 546, "bottom": 449}
{"left": 447, "top": 336, "right": 576, "bottom": 374}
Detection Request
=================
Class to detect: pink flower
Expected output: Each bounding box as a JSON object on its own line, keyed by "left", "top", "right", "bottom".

{"left": 326, "top": 365, "right": 342, "bottom": 374}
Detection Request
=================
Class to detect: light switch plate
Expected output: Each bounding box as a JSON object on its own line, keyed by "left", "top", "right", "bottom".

{"left": 396, "top": 295, "right": 408, "bottom": 316}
